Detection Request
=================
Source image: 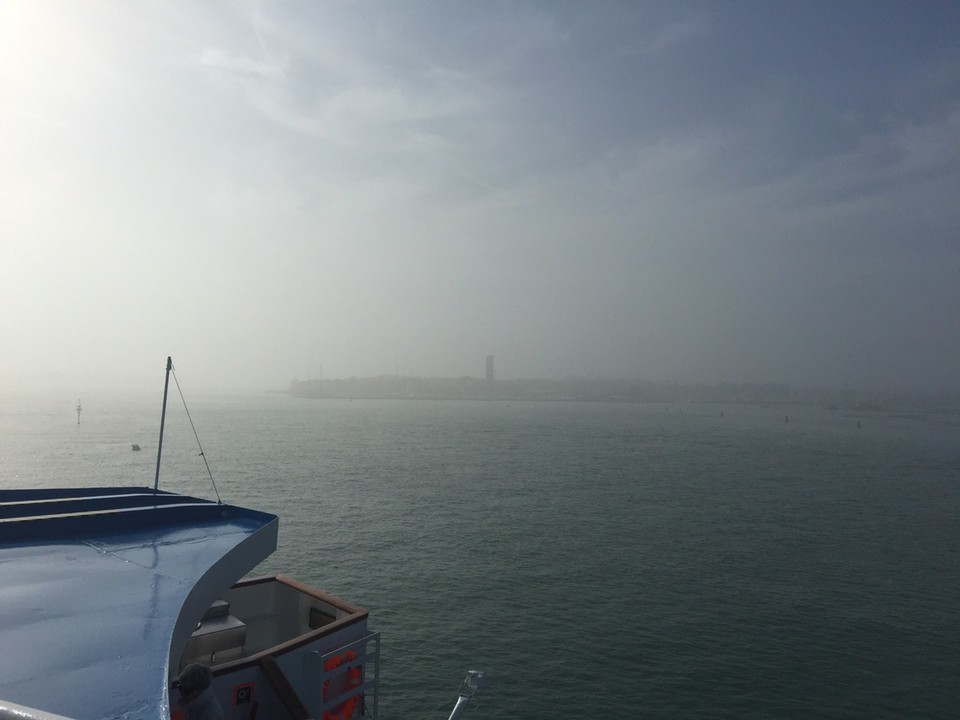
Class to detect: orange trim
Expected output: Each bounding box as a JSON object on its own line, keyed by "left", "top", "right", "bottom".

{"left": 321, "top": 650, "right": 363, "bottom": 720}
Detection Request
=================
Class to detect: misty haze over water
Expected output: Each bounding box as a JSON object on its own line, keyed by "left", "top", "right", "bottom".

{"left": 2, "top": 2, "right": 959, "bottom": 396}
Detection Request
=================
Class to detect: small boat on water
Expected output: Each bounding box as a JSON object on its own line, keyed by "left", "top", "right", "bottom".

{"left": 132, "top": 443, "right": 142, "bottom": 451}
{"left": 0, "top": 358, "right": 381, "bottom": 720}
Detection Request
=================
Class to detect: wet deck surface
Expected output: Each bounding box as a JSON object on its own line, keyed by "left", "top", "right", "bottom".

{"left": 0, "top": 488, "right": 276, "bottom": 720}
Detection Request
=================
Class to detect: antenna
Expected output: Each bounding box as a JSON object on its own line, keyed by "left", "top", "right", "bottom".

{"left": 154, "top": 357, "right": 172, "bottom": 491}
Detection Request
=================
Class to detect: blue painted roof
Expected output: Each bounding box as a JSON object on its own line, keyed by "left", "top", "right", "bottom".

{"left": 0, "top": 487, "right": 278, "bottom": 720}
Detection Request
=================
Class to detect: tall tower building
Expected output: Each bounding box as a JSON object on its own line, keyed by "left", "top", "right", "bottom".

{"left": 485, "top": 355, "right": 495, "bottom": 381}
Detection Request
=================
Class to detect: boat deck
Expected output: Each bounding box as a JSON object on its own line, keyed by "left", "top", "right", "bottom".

{"left": 0, "top": 487, "right": 277, "bottom": 720}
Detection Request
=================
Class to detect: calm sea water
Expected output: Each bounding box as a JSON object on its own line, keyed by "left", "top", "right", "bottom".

{"left": 2, "top": 393, "right": 958, "bottom": 719}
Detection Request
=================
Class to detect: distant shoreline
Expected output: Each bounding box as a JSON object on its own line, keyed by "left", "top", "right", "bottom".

{"left": 285, "top": 376, "right": 958, "bottom": 412}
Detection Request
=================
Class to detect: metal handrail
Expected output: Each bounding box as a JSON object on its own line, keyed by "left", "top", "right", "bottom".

{"left": 0, "top": 699, "right": 77, "bottom": 720}
{"left": 447, "top": 671, "right": 491, "bottom": 720}
{"left": 311, "top": 632, "right": 380, "bottom": 720}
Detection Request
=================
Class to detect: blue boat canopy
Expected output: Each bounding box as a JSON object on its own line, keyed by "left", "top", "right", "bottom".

{"left": 0, "top": 487, "right": 278, "bottom": 720}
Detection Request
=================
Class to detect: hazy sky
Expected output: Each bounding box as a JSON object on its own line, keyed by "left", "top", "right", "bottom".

{"left": 2, "top": 1, "right": 958, "bottom": 394}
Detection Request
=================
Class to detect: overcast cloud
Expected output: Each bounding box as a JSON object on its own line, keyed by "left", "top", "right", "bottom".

{"left": 2, "top": 1, "right": 958, "bottom": 394}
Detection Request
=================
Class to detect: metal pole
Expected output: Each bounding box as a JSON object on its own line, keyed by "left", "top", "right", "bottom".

{"left": 154, "top": 356, "right": 172, "bottom": 491}
{"left": 447, "top": 695, "right": 471, "bottom": 720}
{"left": 446, "top": 671, "right": 489, "bottom": 720}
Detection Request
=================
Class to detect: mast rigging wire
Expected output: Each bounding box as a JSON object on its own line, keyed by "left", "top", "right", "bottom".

{"left": 170, "top": 361, "right": 222, "bottom": 505}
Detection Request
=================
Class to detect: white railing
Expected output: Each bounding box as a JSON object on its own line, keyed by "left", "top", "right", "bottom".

{"left": 307, "top": 632, "right": 380, "bottom": 720}
{"left": 0, "top": 700, "right": 76, "bottom": 720}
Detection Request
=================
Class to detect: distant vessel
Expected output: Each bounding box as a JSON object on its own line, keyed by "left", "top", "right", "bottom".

{"left": 131, "top": 443, "right": 142, "bottom": 451}
{"left": 76, "top": 399, "right": 82, "bottom": 425}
